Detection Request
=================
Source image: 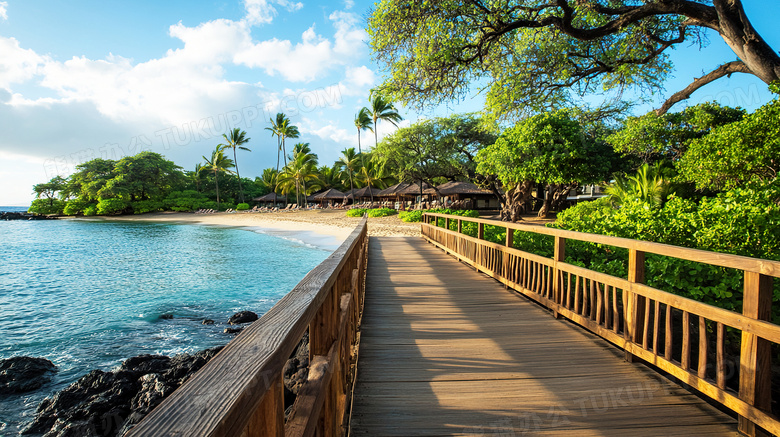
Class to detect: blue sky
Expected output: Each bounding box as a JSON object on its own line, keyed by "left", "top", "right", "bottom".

{"left": 0, "top": 0, "right": 777, "bottom": 206}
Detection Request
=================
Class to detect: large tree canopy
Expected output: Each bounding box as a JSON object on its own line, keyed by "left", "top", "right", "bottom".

{"left": 373, "top": 113, "right": 498, "bottom": 189}
{"left": 607, "top": 102, "right": 746, "bottom": 163}
{"left": 476, "top": 109, "right": 618, "bottom": 219}
{"left": 676, "top": 93, "right": 780, "bottom": 191}
{"left": 368, "top": 0, "right": 780, "bottom": 118}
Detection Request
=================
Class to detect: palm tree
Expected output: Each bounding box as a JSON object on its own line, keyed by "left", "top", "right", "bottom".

{"left": 218, "top": 128, "right": 251, "bottom": 203}
{"left": 337, "top": 147, "right": 361, "bottom": 195}
{"left": 266, "top": 113, "right": 285, "bottom": 179}
{"left": 605, "top": 163, "right": 674, "bottom": 208}
{"left": 202, "top": 147, "right": 235, "bottom": 210}
{"left": 289, "top": 142, "right": 316, "bottom": 161}
{"left": 367, "top": 92, "right": 403, "bottom": 148}
{"left": 192, "top": 163, "right": 206, "bottom": 192}
{"left": 277, "top": 148, "right": 319, "bottom": 206}
{"left": 357, "top": 158, "right": 391, "bottom": 192}
{"left": 354, "top": 107, "right": 374, "bottom": 164}
{"left": 266, "top": 113, "right": 300, "bottom": 192}
{"left": 365, "top": 92, "right": 402, "bottom": 203}
{"left": 317, "top": 164, "right": 342, "bottom": 190}
{"left": 258, "top": 168, "right": 279, "bottom": 193}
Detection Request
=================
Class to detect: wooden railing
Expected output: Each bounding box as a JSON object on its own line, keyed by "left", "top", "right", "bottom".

{"left": 422, "top": 213, "right": 780, "bottom": 437}
{"left": 128, "top": 216, "right": 368, "bottom": 437}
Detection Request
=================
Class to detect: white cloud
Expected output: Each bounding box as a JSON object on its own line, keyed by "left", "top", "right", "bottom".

{"left": 0, "top": 37, "right": 48, "bottom": 91}
{"left": 0, "top": 2, "right": 8, "bottom": 21}
{"left": 234, "top": 25, "right": 334, "bottom": 82}
{"left": 301, "top": 117, "right": 353, "bottom": 145}
{"left": 234, "top": 11, "right": 366, "bottom": 83}
{"left": 329, "top": 11, "right": 366, "bottom": 56}
{"left": 344, "top": 0, "right": 355, "bottom": 10}
{"left": 243, "top": 0, "right": 303, "bottom": 26}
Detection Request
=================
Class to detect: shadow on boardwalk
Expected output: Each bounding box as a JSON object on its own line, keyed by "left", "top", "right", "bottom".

{"left": 350, "top": 237, "right": 737, "bottom": 436}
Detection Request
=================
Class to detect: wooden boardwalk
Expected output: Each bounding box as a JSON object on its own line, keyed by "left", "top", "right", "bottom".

{"left": 349, "top": 237, "right": 738, "bottom": 436}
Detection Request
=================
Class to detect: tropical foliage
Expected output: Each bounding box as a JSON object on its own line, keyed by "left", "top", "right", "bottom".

{"left": 368, "top": 0, "right": 780, "bottom": 118}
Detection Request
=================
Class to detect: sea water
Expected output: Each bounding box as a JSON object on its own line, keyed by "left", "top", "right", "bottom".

{"left": 0, "top": 218, "right": 333, "bottom": 434}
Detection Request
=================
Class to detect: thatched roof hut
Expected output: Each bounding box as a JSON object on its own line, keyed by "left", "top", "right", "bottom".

{"left": 397, "top": 182, "right": 431, "bottom": 198}
{"left": 376, "top": 182, "right": 412, "bottom": 198}
{"left": 424, "top": 181, "right": 492, "bottom": 197}
{"left": 313, "top": 188, "right": 347, "bottom": 205}
{"left": 350, "top": 186, "right": 382, "bottom": 201}
{"left": 252, "top": 192, "right": 285, "bottom": 204}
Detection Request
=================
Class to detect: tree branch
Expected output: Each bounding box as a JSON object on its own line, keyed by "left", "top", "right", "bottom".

{"left": 656, "top": 61, "right": 752, "bottom": 115}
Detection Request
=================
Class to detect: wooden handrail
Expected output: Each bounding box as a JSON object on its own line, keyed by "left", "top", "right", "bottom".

{"left": 424, "top": 212, "right": 780, "bottom": 276}
{"left": 128, "top": 216, "right": 368, "bottom": 437}
{"left": 422, "top": 213, "right": 779, "bottom": 437}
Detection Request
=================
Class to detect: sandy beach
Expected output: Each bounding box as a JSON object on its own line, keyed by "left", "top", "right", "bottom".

{"left": 91, "top": 209, "right": 421, "bottom": 246}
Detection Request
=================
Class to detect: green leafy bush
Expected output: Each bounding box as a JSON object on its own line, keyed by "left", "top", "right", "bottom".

{"left": 63, "top": 199, "right": 95, "bottom": 216}
{"left": 164, "top": 190, "right": 210, "bottom": 211}
{"left": 367, "top": 208, "right": 397, "bottom": 218}
{"left": 28, "top": 199, "right": 66, "bottom": 215}
{"left": 83, "top": 205, "right": 98, "bottom": 216}
{"left": 346, "top": 208, "right": 368, "bottom": 217}
{"left": 553, "top": 185, "right": 780, "bottom": 317}
{"left": 399, "top": 210, "right": 423, "bottom": 222}
{"left": 236, "top": 203, "right": 250, "bottom": 211}
{"left": 96, "top": 198, "right": 130, "bottom": 215}
{"left": 401, "top": 208, "right": 479, "bottom": 223}
{"left": 131, "top": 200, "right": 165, "bottom": 214}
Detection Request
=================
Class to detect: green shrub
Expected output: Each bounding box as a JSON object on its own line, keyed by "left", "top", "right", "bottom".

{"left": 553, "top": 184, "right": 780, "bottom": 318}
{"left": 399, "top": 210, "right": 423, "bottom": 222}
{"left": 63, "top": 199, "right": 95, "bottom": 216}
{"left": 28, "top": 199, "right": 66, "bottom": 215}
{"left": 131, "top": 200, "right": 165, "bottom": 214}
{"left": 96, "top": 198, "right": 130, "bottom": 215}
{"left": 83, "top": 205, "right": 98, "bottom": 216}
{"left": 236, "top": 203, "right": 250, "bottom": 211}
{"left": 164, "top": 190, "right": 210, "bottom": 211}
{"left": 346, "top": 208, "right": 368, "bottom": 217}
{"left": 367, "top": 208, "right": 397, "bottom": 218}
{"left": 400, "top": 208, "right": 479, "bottom": 223}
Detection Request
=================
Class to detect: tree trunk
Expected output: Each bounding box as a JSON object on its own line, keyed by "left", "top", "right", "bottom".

{"left": 501, "top": 181, "right": 533, "bottom": 222}
{"left": 714, "top": 0, "right": 780, "bottom": 84}
{"left": 538, "top": 184, "right": 552, "bottom": 219}
{"left": 214, "top": 171, "right": 220, "bottom": 210}
{"left": 232, "top": 147, "right": 244, "bottom": 204}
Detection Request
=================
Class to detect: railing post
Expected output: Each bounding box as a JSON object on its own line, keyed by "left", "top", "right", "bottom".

{"left": 551, "top": 236, "right": 565, "bottom": 319}
{"left": 446, "top": 217, "right": 450, "bottom": 230}
{"left": 457, "top": 219, "right": 462, "bottom": 234}
{"left": 738, "top": 271, "right": 773, "bottom": 437}
{"left": 505, "top": 228, "right": 514, "bottom": 248}
{"left": 243, "top": 374, "right": 284, "bottom": 437}
{"left": 477, "top": 223, "right": 484, "bottom": 240}
{"left": 624, "top": 249, "right": 646, "bottom": 362}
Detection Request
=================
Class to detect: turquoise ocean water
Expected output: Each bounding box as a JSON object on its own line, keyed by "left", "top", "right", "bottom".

{"left": 0, "top": 218, "right": 333, "bottom": 434}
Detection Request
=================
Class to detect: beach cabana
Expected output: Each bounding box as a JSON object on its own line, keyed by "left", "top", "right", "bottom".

{"left": 313, "top": 188, "right": 347, "bottom": 207}
{"left": 252, "top": 192, "right": 286, "bottom": 206}
{"left": 351, "top": 186, "right": 382, "bottom": 203}
{"left": 423, "top": 181, "right": 497, "bottom": 209}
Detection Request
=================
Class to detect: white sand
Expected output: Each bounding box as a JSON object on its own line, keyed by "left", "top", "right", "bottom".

{"left": 82, "top": 209, "right": 420, "bottom": 249}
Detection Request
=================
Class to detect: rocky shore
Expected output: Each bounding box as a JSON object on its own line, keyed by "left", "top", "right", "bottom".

{"left": 1, "top": 211, "right": 57, "bottom": 220}
{"left": 12, "top": 311, "right": 310, "bottom": 437}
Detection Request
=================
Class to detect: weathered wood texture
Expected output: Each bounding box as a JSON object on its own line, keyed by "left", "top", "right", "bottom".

{"left": 350, "top": 237, "right": 737, "bottom": 436}
{"left": 127, "top": 217, "right": 368, "bottom": 437}
{"left": 421, "top": 213, "right": 780, "bottom": 436}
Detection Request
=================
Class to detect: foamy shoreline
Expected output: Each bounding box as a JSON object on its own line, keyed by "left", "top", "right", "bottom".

{"left": 73, "top": 209, "right": 420, "bottom": 249}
